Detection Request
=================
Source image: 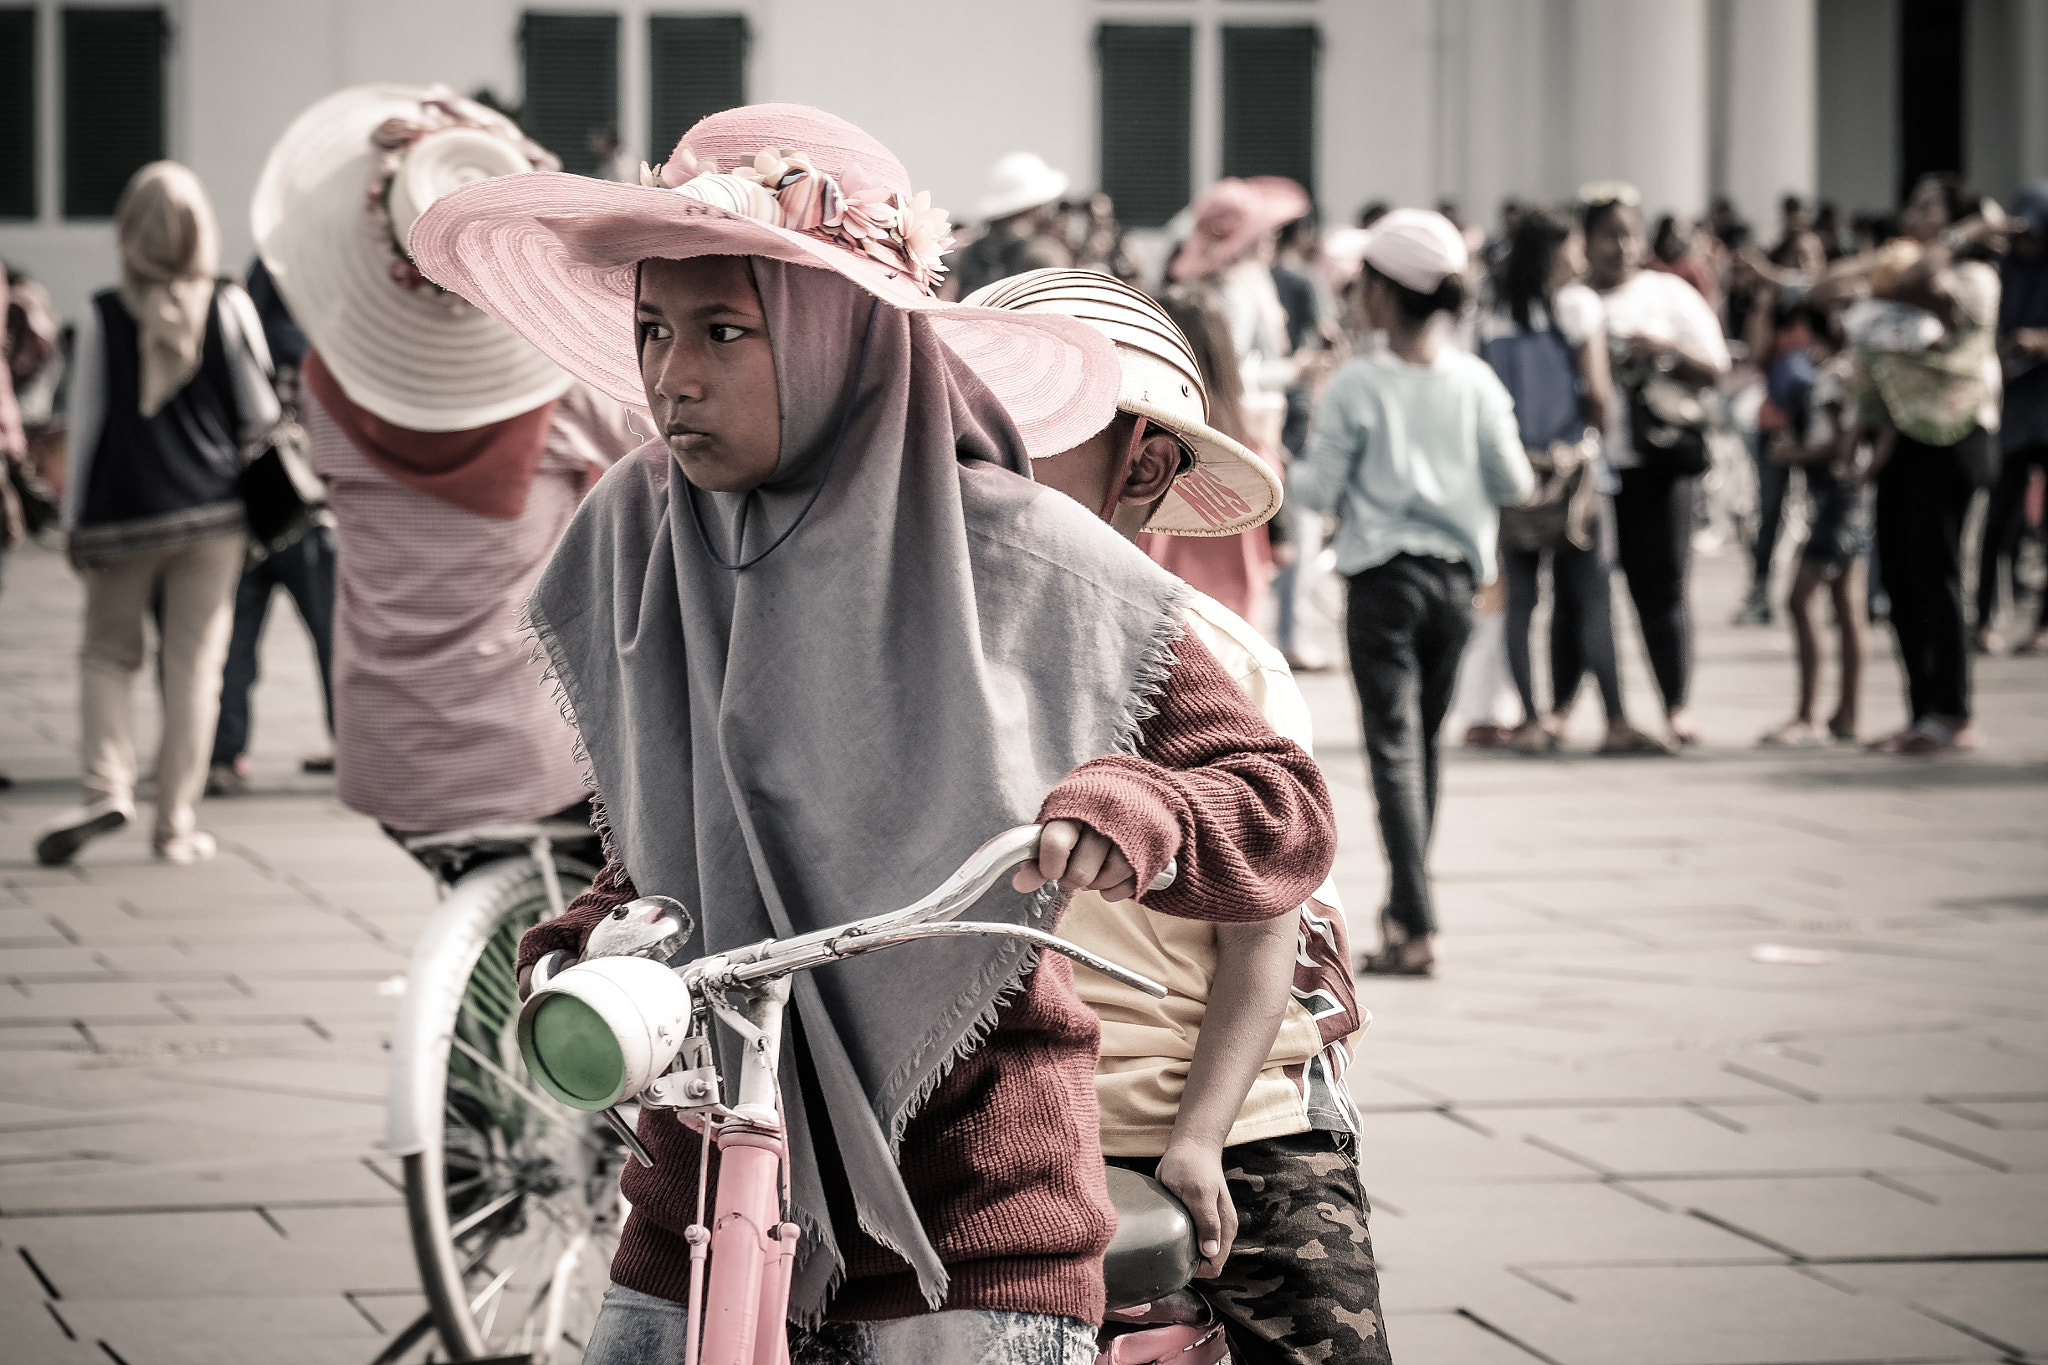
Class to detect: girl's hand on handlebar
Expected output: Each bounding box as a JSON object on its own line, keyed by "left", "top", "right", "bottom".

{"left": 1155, "top": 1139, "right": 1238, "bottom": 1278}
{"left": 1012, "top": 819, "right": 1139, "bottom": 901}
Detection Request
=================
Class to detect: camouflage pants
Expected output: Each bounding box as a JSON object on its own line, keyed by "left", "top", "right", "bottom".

{"left": 1108, "top": 1130, "right": 1392, "bottom": 1365}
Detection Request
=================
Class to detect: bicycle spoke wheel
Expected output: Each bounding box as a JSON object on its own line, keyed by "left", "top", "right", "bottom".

{"left": 400, "top": 856, "right": 621, "bottom": 1363}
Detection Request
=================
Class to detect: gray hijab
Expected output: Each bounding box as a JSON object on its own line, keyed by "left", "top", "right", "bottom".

{"left": 526, "top": 258, "right": 1185, "bottom": 1317}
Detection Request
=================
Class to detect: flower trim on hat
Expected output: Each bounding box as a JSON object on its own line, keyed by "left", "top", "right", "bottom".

{"left": 638, "top": 144, "right": 955, "bottom": 293}
{"left": 366, "top": 89, "right": 560, "bottom": 295}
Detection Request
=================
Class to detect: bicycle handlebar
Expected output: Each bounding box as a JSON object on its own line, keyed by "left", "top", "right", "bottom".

{"left": 683, "top": 824, "right": 1168, "bottom": 998}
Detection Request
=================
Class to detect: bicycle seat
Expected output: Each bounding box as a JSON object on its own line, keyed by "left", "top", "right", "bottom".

{"left": 1102, "top": 1167, "right": 1199, "bottom": 1309}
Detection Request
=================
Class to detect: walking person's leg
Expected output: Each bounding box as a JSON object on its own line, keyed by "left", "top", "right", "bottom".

{"left": 276, "top": 524, "right": 339, "bottom": 758}
{"left": 153, "top": 533, "right": 246, "bottom": 859}
{"left": 1973, "top": 441, "right": 2030, "bottom": 649}
{"left": 208, "top": 558, "right": 277, "bottom": 793}
{"left": 1830, "top": 556, "right": 1868, "bottom": 739}
{"left": 36, "top": 549, "right": 165, "bottom": 864}
{"left": 1615, "top": 468, "right": 1698, "bottom": 744}
{"left": 1501, "top": 547, "right": 1545, "bottom": 746}
{"left": 1872, "top": 441, "right": 1937, "bottom": 746}
{"left": 1416, "top": 562, "right": 1477, "bottom": 852}
{"left": 1896, "top": 434, "right": 1979, "bottom": 750}
{"left": 1346, "top": 558, "right": 1437, "bottom": 973}
{"left": 1560, "top": 503, "right": 1664, "bottom": 752}
{"left": 1761, "top": 561, "right": 1826, "bottom": 745}
{"left": 1740, "top": 432, "right": 1789, "bottom": 623}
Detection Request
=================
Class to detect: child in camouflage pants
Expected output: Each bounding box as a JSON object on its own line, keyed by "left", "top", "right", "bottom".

{"left": 969, "top": 270, "right": 1391, "bottom": 1365}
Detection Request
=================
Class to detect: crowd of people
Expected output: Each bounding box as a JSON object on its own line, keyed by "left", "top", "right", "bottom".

{"left": 1, "top": 85, "right": 2044, "bottom": 1364}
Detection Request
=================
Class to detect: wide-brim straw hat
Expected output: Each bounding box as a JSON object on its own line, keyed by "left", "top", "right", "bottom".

{"left": 1168, "top": 177, "right": 1312, "bottom": 282}
{"left": 408, "top": 104, "right": 1119, "bottom": 460}
{"left": 964, "top": 269, "right": 1282, "bottom": 537}
{"left": 252, "top": 84, "right": 573, "bottom": 432}
{"left": 975, "top": 151, "right": 1069, "bottom": 222}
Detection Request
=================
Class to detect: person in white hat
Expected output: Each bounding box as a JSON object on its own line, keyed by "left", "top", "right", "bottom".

{"left": 251, "top": 84, "right": 639, "bottom": 839}
{"left": 968, "top": 268, "right": 1389, "bottom": 1365}
{"left": 1292, "top": 208, "right": 1535, "bottom": 978}
{"left": 947, "top": 151, "right": 1072, "bottom": 299}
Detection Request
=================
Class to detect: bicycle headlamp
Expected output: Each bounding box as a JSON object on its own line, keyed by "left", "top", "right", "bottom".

{"left": 516, "top": 956, "right": 694, "bottom": 1111}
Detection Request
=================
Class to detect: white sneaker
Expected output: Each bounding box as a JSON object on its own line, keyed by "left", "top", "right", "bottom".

{"left": 153, "top": 830, "right": 218, "bottom": 865}
{"left": 34, "top": 798, "right": 132, "bottom": 866}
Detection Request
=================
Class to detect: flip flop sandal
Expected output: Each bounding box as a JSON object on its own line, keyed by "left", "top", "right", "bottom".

{"left": 1604, "top": 729, "right": 1677, "bottom": 754}
{"left": 1756, "top": 724, "right": 1824, "bottom": 749}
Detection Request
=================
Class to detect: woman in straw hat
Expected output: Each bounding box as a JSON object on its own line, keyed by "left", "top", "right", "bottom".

{"left": 410, "top": 103, "right": 1334, "bottom": 1361}
{"left": 36, "top": 162, "right": 280, "bottom": 868}
{"left": 250, "top": 85, "right": 638, "bottom": 840}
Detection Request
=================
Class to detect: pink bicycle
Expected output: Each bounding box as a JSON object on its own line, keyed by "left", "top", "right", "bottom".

{"left": 517, "top": 824, "right": 1228, "bottom": 1365}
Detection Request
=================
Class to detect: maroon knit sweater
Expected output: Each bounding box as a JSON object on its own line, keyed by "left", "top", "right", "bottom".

{"left": 514, "top": 632, "right": 1335, "bottom": 1324}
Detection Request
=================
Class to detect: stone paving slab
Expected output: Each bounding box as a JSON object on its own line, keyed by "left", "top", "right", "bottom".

{"left": 1476, "top": 1263, "right": 1998, "bottom": 1365}
{"left": 4, "top": 525, "right": 2048, "bottom": 1365}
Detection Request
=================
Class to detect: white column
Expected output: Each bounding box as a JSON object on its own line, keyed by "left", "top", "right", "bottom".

{"left": 1570, "top": 0, "right": 1712, "bottom": 219}
{"left": 2024, "top": 0, "right": 2048, "bottom": 185}
{"left": 1722, "top": 0, "right": 1816, "bottom": 228}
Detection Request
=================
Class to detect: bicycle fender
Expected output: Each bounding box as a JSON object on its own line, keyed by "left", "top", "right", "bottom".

{"left": 386, "top": 857, "right": 547, "bottom": 1157}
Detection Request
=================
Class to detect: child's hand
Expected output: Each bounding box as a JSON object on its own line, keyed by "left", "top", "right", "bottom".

{"left": 1156, "top": 1139, "right": 1238, "bottom": 1278}
{"left": 1013, "top": 819, "right": 1139, "bottom": 900}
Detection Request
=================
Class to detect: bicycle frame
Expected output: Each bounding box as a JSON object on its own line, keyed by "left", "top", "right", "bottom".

{"left": 520, "top": 825, "right": 1172, "bottom": 1365}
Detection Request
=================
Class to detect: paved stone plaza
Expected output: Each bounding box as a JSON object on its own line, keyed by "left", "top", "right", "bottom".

{"left": 2, "top": 533, "right": 2044, "bottom": 1365}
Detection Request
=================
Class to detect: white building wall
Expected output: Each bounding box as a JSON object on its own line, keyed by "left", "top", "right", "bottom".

{"left": 1721, "top": 0, "right": 1816, "bottom": 229}
{"left": 6, "top": 0, "right": 2044, "bottom": 332}
{"left": 1570, "top": 0, "right": 1712, "bottom": 218}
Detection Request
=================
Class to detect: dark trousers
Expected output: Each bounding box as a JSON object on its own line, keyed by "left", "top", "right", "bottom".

{"left": 1613, "top": 467, "right": 1697, "bottom": 711}
{"left": 1504, "top": 499, "right": 1624, "bottom": 722}
{"left": 1748, "top": 431, "right": 1793, "bottom": 591}
{"left": 1877, "top": 431, "right": 1980, "bottom": 721}
{"left": 210, "top": 525, "right": 336, "bottom": 766}
{"left": 1974, "top": 442, "right": 2048, "bottom": 632}
{"left": 1345, "top": 554, "right": 1474, "bottom": 940}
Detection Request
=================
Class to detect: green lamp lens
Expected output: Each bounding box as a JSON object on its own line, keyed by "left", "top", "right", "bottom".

{"left": 526, "top": 993, "right": 627, "bottom": 1109}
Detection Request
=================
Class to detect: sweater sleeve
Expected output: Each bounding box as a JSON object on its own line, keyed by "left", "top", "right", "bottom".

{"left": 1035, "top": 628, "right": 1335, "bottom": 924}
{"left": 516, "top": 849, "right": 640, "bottom": 976}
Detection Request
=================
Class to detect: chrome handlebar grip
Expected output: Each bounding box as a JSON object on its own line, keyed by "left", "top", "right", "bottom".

{"left": 688, "top": 825, "right": 1171, "bottom": 997}
{"left": 719, "top": 824, "right": 1046, "bottom": 984}
{"left": 819, "top": 921, "right": 1169, "bottom": 998}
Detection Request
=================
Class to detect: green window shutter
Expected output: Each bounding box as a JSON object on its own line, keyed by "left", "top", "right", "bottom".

{"left": 62, "top": 6, "right": 167, "bottom": 220}
{"left": 1098, "top": 24, "right": 1192, "bottom": 230}
{"left": 0, "top": 8, "right": 35, "bottom": 218}
{"left": 649, "top": 14, "right": 747, "bottom": 164}
{"left": 521, "top": 10, "right": 619, "bottom": 176}
{"left": 1222, "top": 25, "right": 1318, "bottom": 203}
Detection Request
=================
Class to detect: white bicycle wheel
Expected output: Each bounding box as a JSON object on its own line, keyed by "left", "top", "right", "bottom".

{"left": 388, "top": 854, "right": 621, "bottom": 1362}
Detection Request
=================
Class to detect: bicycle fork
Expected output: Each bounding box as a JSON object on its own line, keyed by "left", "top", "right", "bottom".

{"left": 697, "top": 1128, "right": 801, "bottom": 1365}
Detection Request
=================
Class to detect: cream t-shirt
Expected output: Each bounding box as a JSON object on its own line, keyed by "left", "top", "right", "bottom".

{"left": 1062, "top": 590, "right": 1366, "bottom": 1157}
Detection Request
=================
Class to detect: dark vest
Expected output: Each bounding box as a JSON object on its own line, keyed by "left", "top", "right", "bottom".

{"left": 81, "top": 284, "right": 243, "bottom": 529}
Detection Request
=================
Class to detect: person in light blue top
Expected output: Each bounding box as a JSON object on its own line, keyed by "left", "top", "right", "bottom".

{"left": 1291, "top": 208, "right": 1533, "bottom": 976}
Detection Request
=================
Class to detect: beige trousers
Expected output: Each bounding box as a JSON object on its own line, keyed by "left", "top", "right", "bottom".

{"left": 78, "top": 532, "right": 245, "bottom": 840}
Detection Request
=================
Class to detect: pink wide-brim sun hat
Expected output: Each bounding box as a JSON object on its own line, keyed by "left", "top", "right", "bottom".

{"left": 408, "top": 103, "right": 1121, "bottom": 459}
{"left": 1168, "top": 176, "right": 1313, "bottom": 282}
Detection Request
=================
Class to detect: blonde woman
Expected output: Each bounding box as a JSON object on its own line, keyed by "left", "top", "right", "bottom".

{"left": 38, "top": 163, "right": 278, "bottom": 866}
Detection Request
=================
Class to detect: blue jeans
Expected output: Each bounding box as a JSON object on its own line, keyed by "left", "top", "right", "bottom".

{"left": 210, "top": 525, "right": 335, "bottom": 765}
{"left": 583, "top": 1284, "right": 1097, "bottom": 1364}
{"left": 1748, "top": 431, "right": 1792, "bottom": 592}
{"left": 1344, "top": 554, "right": 1476, "bottom": 940}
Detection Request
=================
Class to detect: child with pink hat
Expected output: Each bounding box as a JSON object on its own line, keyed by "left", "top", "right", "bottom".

{"left": 411, "top": 104, "right": 1336, "bottom": 1362}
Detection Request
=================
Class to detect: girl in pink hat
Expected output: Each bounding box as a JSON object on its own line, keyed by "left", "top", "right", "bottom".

{"left": 411, "top": 105, "right": 1335, "bottom": 1363}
